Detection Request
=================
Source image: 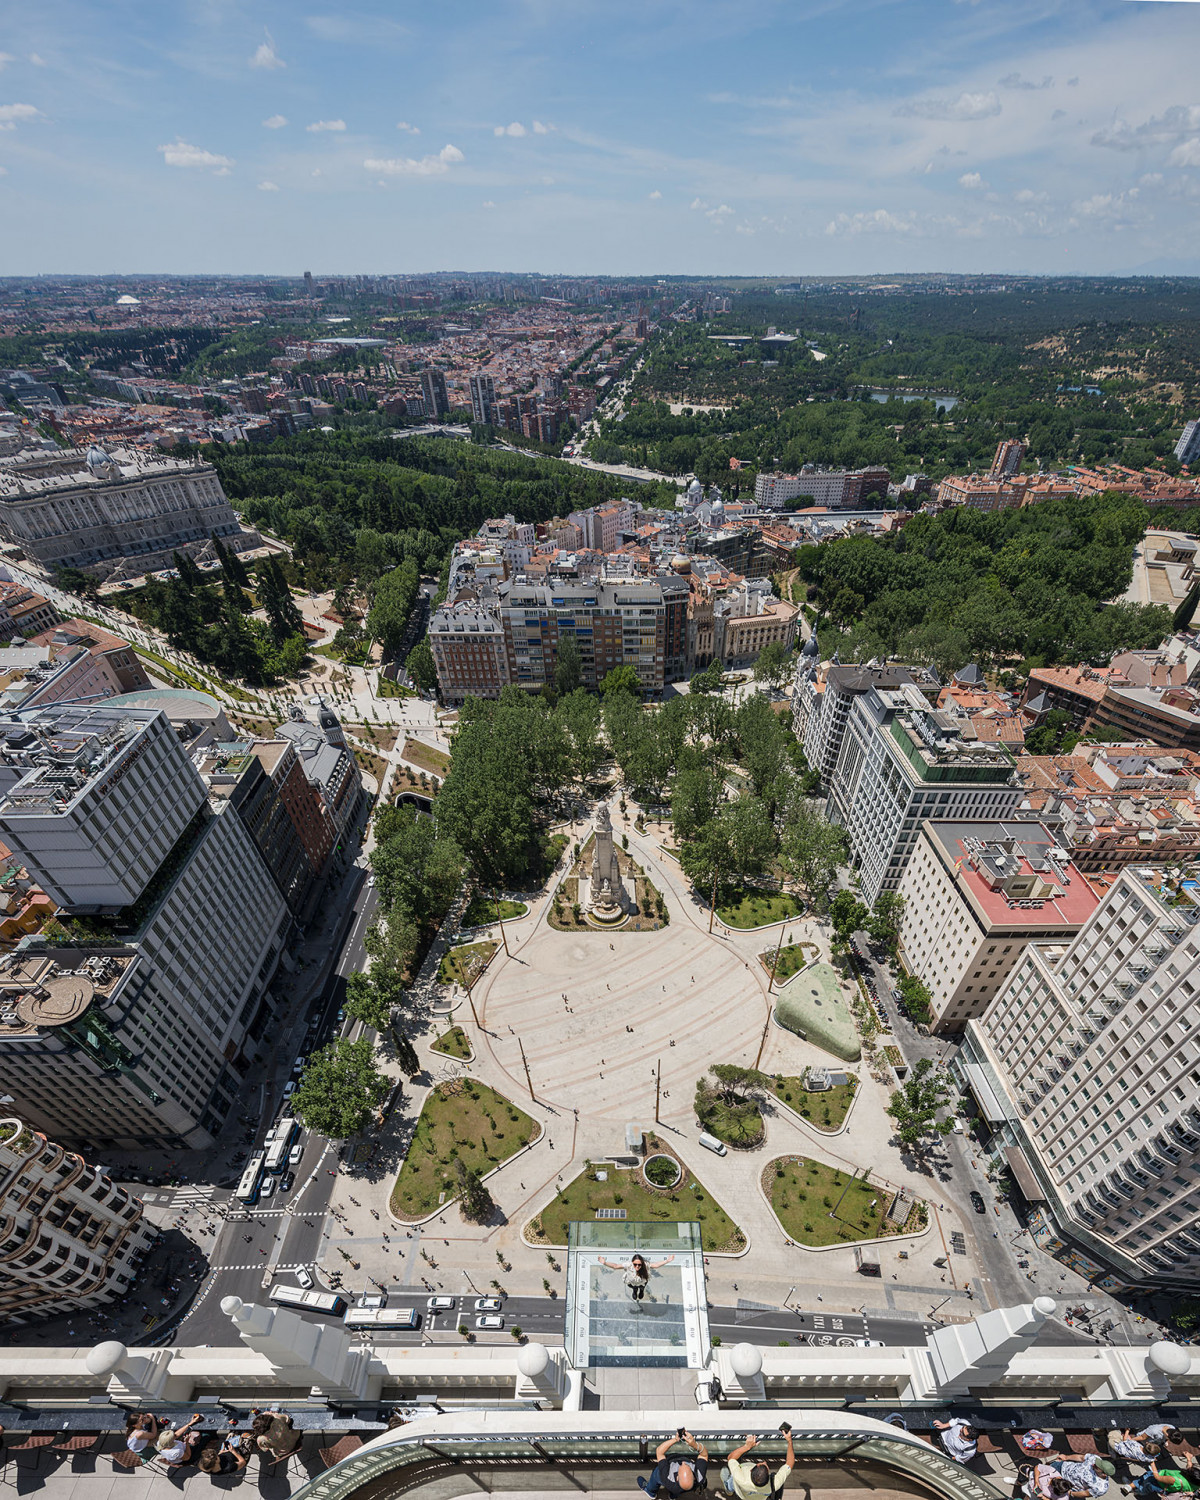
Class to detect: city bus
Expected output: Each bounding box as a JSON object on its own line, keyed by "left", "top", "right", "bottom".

{"left": 265, "top": 1120, "right": 298, "bottom": 1174}
{"left": 269, "top": 1285, "right": 347, "bottom": 1316}
{"left": 235, "top": 1152, "right": 266, "bottom": 1204}
{"left": 343, "top": 1307, "right": 420, "bottom": 1329}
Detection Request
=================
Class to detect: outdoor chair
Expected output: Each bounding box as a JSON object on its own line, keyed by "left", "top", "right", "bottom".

{"left": 53, "top": 1434, "right": 101, "bottom": 1457}
{"left": 317, "top": 1436, "right": 363, "bottom": 1470}
{"left": 5, "top": 1434, "right": 56, "bottom": 1472}
{"left": 1065, "top": 1433, "right": 1101, "bottom": 1456}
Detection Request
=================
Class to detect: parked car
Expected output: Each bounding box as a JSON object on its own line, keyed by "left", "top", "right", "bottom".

{"left": 428, "top": 1296, "right": 456, "bottom": 1311}
{"left": 292, "top": 1056, "right": 306, "bottom": 1076}
{"left": 698, "top": 1131, "right": 728, "bottom": 1156}
{"left": 283, "top": 1081, "right": 296, "bottom": 1098}
{"left": 260, "top": 1176, "right": 278, "bottom": 1199}
{"left": 296, "top": 1267, "right": 314, "bottom": 1289}
{"left": 476, "top": 1315, "right": 504, "bottom": 1330}
{"left": 854, "top": 1338, "right": 885, "bottom": 1347}
{"left": 970, "top": 1190, "right": 987, "bottom": 1214}
{"left": 475, "top": 1297, "right": 503, "bottom": 1311}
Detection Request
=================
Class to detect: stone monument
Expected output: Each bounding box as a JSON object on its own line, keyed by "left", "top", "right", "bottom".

{"left": 587, "top": 802, "right": 628, "bottom": 925}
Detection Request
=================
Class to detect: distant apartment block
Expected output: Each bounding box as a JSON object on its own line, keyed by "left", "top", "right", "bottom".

{"left": 0, "top": 1114, "right": 154, "bottom": 1326}
{"left": 420, "top": 366, "right": 450, "bottom": 419}
{"left": 754, "top": 466, "right": 891, "bottom": 511}
{"left": 812, "top": 674, "right": 1021, "bottom": 904}
{"left": 0, "top": 583, "right": 60, "bottom": 640}
{"left": 428, "top": 604, "right": 510, "bottom": 705}
{"left": 469, "top": 373, "right": 498, "bottom": 426}
{"left": 0, "top": 445, "right": 259, "bottom": 580}
{"left": 897, "top": 819, "right": 1097, "bottom": 1032}
{"left": 1175, "top": 419, "right": 1200, "bottom": 467}
{"left": 989, "top": 439, "right": 1027, "bottom": 480}
{"left": 936, "top": 474, "right": 1077, "bottom": 511}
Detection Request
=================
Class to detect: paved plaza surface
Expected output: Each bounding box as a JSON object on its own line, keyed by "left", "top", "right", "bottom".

{"left": 319, "top": 801, "right": 1012, "bottom": 1334}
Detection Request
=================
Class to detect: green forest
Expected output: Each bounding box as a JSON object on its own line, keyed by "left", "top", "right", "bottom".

{"left": 587, "top": 282, "right": 1200, "bottom": 485}
{"left": 795, "top": 491, "right": 1172, "bottom": 676}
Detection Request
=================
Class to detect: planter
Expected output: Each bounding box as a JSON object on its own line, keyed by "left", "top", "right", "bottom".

{"left": 642, "top": 1153, "right": 683, "bottom": 1190}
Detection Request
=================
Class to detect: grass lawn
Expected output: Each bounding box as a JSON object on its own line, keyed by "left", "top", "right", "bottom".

{"left": 431, "top": 1025, "right": 472, "bottom": 1060}
{"left": 764, "top": 1076, "right": 857, "bottom": 1133}
{"left": 403, "top": 737, "right": 451, "bottom": 777}
{"left": 462, "top": 894, "right": 527, "bottom": 927}
{"left": 718, "top": 886, "right": 803, "bottom": 929}
{"left": 527, "top": 1141, "right": 745, "bottom": 1253}
{"left": 765, "top": 1156, "right": 916, "bottom": 1246}
{"left": 438, "top": 939, "right": 498, "bottom": 989}
{"left": 391, "top": 1080, "right": 537, "bottom": 1219}
{"left": 759, "top": 941, "right": 819, "bottom": 983}
{"left": 378, "top": 678, "right": 417, "bottom": 699}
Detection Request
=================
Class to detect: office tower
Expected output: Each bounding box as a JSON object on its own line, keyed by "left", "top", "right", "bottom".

{"left": 0, "top": 705, "right": 290, "bottom": 1150}
{"left": 469, "top": 373, "right": 497, "bottom": 426}
{"left": 821, "top": 679, "right": 1021, "bottom": 904}
{"left": 897, "top": 820, "right": 1097, "bottom": 1032}
{"left": 420, "top": 366, "right": 450, "bottom": 419}
{"left": 0, "top": 446, "right": 259, "bottom": 580}
{"left": 961, "top": 865, "right": 1200, "bottom": 1288}
{"left": 0, "top": 1113, "right": 154, "bottom": 1325}
{"left": 303, "top": 270, "right": 314, "bottom": 295}
{"left": 989, "top": 440, "right": 1027, "bottom": 480}
{"left": 1175, "top": 419, "right": 1200, "bottom": 467}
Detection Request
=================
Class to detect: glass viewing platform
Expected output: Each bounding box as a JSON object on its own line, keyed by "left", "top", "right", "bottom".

{"left": 564, "top": 1220, "right": 710, "bottom": 1368}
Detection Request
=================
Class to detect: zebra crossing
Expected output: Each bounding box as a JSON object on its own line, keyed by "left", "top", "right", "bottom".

{"left": 139, "top": 1184, "right": 218, "bottom": 1207}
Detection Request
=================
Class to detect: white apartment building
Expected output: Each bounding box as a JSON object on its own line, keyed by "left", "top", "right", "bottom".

{"left": 1175, "top": 418, "right": 1200, "bottom": 467}
{"left": 794, "top": 661, "right": 937, "bottom": 786}
{"left": 469, "top": 373, "right": 497, "bottom": 425}
{"left": 0, "top": 1113, "right": 153, "bottom": 1325}
{"left": 960, "top": 865, "right": 1200, "bottom": 1288}
{"left": 0, "top": 445, "right": 257, "bottom": 579}
{"left": 756, "top": 469, "right": 848, "bottom": 508}
{"left": 0, "top": 705, "right": 290, "bottom": 1149}
{"left": 819, "top": 678, "right": 1020, "bottom": 904}
{"left": 897, "top": 820, "right": 1098, "bottom": 1033}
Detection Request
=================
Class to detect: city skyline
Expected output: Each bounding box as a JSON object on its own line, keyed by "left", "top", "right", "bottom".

{"left": 0, "top": 1, "right": 1199, "bottom": 276}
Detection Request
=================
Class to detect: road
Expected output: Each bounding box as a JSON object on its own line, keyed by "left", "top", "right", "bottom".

{"left": 175, "top": 871, "right": 380, "bottom": 1344}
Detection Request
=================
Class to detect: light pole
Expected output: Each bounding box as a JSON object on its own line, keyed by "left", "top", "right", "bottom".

{"left": 928, "top": 1296, "right": 952, "bottom": 1318}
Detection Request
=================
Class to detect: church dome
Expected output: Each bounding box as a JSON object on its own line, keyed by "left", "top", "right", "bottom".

{"left": 671, "top": 553, "right": 691, "bottom": 574}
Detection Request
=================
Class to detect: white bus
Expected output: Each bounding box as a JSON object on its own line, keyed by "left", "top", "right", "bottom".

{"left": 343, "top": 1307, "right": 420, "bottom": 1329}
{"left": 265, "top": 1121, "right": 298, "bottom": 1173}
{"left": 269, "top": 1285, "right": 347, "bottom": 1315}
{"left": 235, "top": 1152, "right": 266, "bottom": 1203}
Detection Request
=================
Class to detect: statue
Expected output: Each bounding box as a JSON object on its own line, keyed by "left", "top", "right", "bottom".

{"left": 587, "top": 802, "right": 627, "bottom": 925}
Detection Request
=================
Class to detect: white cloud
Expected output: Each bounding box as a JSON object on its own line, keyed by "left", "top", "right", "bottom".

{"left": 307, "top": 119, "right": 346, "bottom": 133}
{"left": 493, "top": 121, "right": 526, "bottom": 137}
{"left": 29, "top": 53, "right": 45, "bottom": 66}
{"left": 0, "top": 53, "right": 14, "bottom": 70}
{"left": 999, "top": 72, "right": 1053, "bottom": 90}
{"left": 826, "top": 208, "right": 917, "bottom": 236}
{"left": 483, "top": 199, "right": 496, "bottom": 208}
{"left": 363, "top": 143, "right": 463, "bottom": 176}
{"left": 157, "top": 138, "right": 234, "bottom": 171}
{"left": 0, "top": 165, "right": 7, "bottom": 176}
{"left": 532, "top": 120, "right": 550, "bottom": 134}
{"left": 311, "top": 168, "right": 322, "bottom": 177}
{"left": 1015, "top": 187, "right": 1048, "bottom": 203}
{"left": 257, "top": 180, "right": 279, "bottom": 192}
{"left": 262, "top": 114, "right": 288, "bottom": 129}
{"left": 396, "top": 121, "right": 420, "bottom": 134}
{"left": 250, "top": 32, "right": 285, "bottom": 70}
{"left": 1169, "top": 137, "right": 1200, "bottom": 167}
{"left": 959, "top": 171, "right": 984, "bottom": 188}
{"left": 1092, "top": 104, "right": 1200, "bottom": 151}
{"left": 648, "top": 189, "right": 662, "bottom": 199}
{"left": 690, "top": 197, "right": 703, "bottom": 209}
{"left": 895, "top": 90, "right": 1001, "bottom": 121}
{"left": 0, "top": 102, "right": 40, "bottom": 130}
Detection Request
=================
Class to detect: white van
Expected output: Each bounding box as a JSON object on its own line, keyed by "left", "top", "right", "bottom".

{"left": 698, "top": 1132, "right": 728, "bottom": 1156}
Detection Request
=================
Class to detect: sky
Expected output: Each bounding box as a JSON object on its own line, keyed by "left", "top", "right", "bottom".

{"left": 1, "top": 0, "right": 1199, "bottom": 277}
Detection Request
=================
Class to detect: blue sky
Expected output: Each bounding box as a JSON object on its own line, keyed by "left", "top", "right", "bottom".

{"left": 1, "top": 0, "right": 1199, "bottom": 276}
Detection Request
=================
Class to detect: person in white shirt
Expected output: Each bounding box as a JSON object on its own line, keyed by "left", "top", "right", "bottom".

{"left": 934, "top": 1420, "right": 978, "bottom": 1463}
{"left": 1050, "top": 1454, "right": 1116, "bottom": 1498}
{"left": 155, "top": 1415, "right": 202, "bottom": 1468}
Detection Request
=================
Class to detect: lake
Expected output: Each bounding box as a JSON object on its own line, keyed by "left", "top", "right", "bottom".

{"left": 868, "top": 388, "right": 958, "bottom": 411}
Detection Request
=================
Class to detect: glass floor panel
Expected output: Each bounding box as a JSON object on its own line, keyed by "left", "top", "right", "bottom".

{"left": 564, "top": 1220, "right": 710, "bottom": 1368}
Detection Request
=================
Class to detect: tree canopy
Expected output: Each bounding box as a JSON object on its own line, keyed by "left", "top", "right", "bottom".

{"left": 290, "top": 1036, "right": 391, "bottom": 1139}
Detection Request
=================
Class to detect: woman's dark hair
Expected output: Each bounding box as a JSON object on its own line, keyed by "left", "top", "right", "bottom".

{"left": 958, "top": 1426, "right": 975, "bottom": 1442}
{"left": 1144, "top": 1444, "right": 1162, "bottom": 1459}
{"left": 250, "top": 1414, "right": 272, "bottom": 1438}
{"left": 1165, "top": 1431, "right": 1184, "bottom": 1447}
{"left": 750, "top": 1464, "right": 771, "bottom": 1489}
{"left": 1047, "top": 1480, "right": 1070, "bottom": 1497}
{"left": 198, "top": 1448, "right": 220, "bottom": 1473}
